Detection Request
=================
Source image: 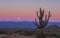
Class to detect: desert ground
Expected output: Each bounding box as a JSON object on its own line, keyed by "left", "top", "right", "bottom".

{"left": 0, "top": 28, "right": 60, "bottom": 38}
{"left": 0, "top": 34, "right": 58, "bottom": 38}
{"left": 0, "top": 34, "right": 35, "bottom": 38}
{"left": 0, "top": 25, "right": 60, "bottom": 38}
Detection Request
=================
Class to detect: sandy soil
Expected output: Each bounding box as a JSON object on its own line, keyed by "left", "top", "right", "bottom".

{"left": 0, "top": 34, "right": 35, "bottom": 38}
{"left": 0, "top": 33, "right": 57, "bottom": 38}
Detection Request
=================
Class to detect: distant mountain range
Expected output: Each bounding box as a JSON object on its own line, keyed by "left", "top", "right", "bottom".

{"left": 0, "top": 21, "right": 60, "bottom": 29}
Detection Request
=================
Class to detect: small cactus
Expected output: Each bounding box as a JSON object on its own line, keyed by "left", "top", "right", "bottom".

{"left": 33, "top": 8, "right": 52, "bottom": 38}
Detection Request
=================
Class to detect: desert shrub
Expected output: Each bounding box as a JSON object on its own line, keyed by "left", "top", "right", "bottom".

{"left": 52, "top": 33, "right": 60, "bottom": 38}
{"left": 0, "top": 31, "right": 7, "bottom": 34}
{"left": 14, "top": 29, "right": 24, "bottom": 34}
{"left": 24, "top": 30, "right": 30, "bottom": 36}
{"left": 18, "top": 29, "right": 35, "bottom": 36}
{"left": 0, "top": 31, "right": 4, "bottom": 34}
{"left": 14, "top": 31, "right": 18, "bottom": 33}
{"left": 45, "top": 31, "right": 60, "bottom": 38}
{"left": 23, "top": 30, "right": 34, "bottom": 36}
{"left": 1, "top": 36, "right": 10, "bottom": 38}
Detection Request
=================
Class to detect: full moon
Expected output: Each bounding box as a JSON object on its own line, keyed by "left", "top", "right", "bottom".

{"left": 17, "top": 17, "right": 20, "bottom": 20}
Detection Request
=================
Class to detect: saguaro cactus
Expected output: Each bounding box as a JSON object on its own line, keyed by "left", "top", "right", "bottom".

{"left": 33, "top": 8, "right": 52, "bottom": 38}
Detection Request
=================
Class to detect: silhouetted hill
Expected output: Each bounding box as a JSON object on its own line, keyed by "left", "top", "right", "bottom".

{"left": 47, "top": 25, "right": 60, "bottom": 31}
{"left": 0, "top": 21, "right": 35, "bottom": 29}
{"left": 0, "top": 21, "right": 60, "bottom": 29}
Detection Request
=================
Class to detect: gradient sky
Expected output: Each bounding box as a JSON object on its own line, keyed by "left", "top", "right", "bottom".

{"left": 0, "top": 0, "right": 60, "bottom": 22}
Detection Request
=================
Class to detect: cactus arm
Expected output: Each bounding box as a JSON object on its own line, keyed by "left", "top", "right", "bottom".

{"left": 48, "top": 11, "right": 52, "bottom": 20}
{"left": 36, "top": 11, "right": 39, "bottom": 18}
{"left": 44, "top": 11, "right": 52, "bottom": 27}
{"left": 33, "top": 19, "right": 39, "bottom": 27}
{"left": 38, "top": 8, "right": 44, "bottom": 27}
{"left": 39, "top": 8, "right": 44, "bottom": 20}
{"left": 42, "top": 10, "right": 44, "bottom": 18}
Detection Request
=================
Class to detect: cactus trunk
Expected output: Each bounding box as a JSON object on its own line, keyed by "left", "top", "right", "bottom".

{"left": 35, "top": 28, "right": 46, "bottom": 38}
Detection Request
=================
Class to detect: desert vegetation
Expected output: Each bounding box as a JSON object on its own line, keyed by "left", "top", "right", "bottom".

{"left": 0, "top": 26, "right": 60, "bottom": 38}
{"left": 0, "top": 8, "right": 60, "bottom": 38}
{"left": 33, "top": 8, "right": 52, "bottom": 38}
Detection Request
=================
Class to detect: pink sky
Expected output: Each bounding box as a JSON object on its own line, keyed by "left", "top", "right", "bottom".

{"left": 0, "top": 0, "right": 60, "bottom": 22}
